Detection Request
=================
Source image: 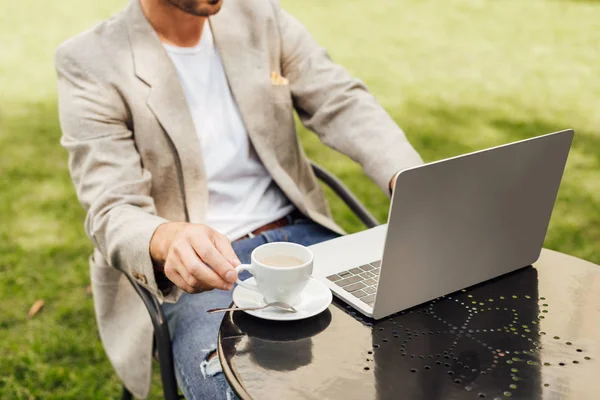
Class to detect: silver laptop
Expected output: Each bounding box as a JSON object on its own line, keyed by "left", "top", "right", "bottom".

{"left": 310, "top": 129, "right": 573, "bottom": 319}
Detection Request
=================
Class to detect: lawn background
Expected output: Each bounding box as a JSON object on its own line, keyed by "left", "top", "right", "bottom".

{"left": 1, "top": 0, "right": 599, "bottom": 398}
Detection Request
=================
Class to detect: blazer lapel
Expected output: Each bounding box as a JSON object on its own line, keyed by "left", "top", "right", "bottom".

{"left": 126, "top": 0, "right": 207, "bottom": 223}
{"left": 210, "top": 7, "right": 311, "bottom": 214}
{"left": 209, "top": 9, "right": 276, "bottom": 171}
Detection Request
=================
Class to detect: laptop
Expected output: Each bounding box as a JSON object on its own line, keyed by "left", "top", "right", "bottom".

{"left": 310, "top": 129, "right": 573, "bottom": 319}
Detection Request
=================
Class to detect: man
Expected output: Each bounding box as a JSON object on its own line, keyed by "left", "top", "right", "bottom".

{"left": 55, "top": 0, "right": 423, "bottom": 398}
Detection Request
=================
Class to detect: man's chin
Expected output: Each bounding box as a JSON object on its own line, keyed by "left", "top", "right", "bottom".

{"left": 200, "top": 0, "right": 223, "bottom": 16}
{"left": 169, "top": 0, "right": 223, "bottom": 17}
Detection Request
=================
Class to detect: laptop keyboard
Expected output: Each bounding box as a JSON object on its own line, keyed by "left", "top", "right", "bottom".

{"left": 326, "top": 261, "right": 381, "bottom": 306}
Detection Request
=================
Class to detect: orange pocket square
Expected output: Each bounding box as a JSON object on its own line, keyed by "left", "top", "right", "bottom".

{"left": 270, "top": 71, "right": 289, "bottom": 86}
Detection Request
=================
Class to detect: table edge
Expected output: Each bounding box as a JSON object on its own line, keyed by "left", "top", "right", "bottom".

{"left": 218, "top": 249, "right": 599, "bottom": 399}
{"left": 218, "top": 311, "right": 253, "bottom": 400}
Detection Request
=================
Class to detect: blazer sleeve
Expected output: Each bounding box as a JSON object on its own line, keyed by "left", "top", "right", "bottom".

{"left": 272, "top": 2, "right": 424, "bottom": 193}
{"left": 55, "top": 49, "right": 176, "bottom": 302}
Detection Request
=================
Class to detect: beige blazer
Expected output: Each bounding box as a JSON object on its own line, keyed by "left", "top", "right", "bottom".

{"left": 55, "top": 0, "right": 423, "bottom": 397}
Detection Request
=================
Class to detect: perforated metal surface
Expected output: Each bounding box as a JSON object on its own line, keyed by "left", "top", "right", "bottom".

{"left": 219, "top": 250, "right": 600, "bottom": 400}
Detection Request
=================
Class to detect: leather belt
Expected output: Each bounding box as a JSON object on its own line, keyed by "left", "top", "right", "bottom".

{"left": 236, "top": 210, "right": 304, "bottom": 242}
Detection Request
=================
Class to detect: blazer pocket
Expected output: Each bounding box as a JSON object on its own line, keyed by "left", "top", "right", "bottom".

{"left": 270, "top": 84, "right": 292, "bottom": 105}
{"left": 269, "top": 84, "right": 296, "bottom": 151}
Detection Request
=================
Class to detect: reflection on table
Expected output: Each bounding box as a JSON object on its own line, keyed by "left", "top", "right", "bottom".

{"left": 219, "top": 250, "right": 600, "bottom": 400}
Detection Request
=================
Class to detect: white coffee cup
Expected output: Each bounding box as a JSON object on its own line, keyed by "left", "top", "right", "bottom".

{"left": 235, "top": 242, "right": 313, "bottom": 306}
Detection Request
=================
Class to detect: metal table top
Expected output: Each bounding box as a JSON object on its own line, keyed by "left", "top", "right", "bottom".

{"left": 219, "top": 249, "right": 600, "bottom": 400}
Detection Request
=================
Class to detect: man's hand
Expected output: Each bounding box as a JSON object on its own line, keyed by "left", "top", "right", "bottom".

{"left": 150, "top": 222, "right": 241, "bottom": 293}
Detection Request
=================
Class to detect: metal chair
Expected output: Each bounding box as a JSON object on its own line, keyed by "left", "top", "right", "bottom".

{"left": 122, "top": 161, "right": 379, "bottom": 399}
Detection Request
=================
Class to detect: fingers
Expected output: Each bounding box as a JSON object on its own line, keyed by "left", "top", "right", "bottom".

{"left": 164, "top": 265, "right": 197, "bottom": 294}
{"left": 178, "top": 243, "right": 232, "bottom": 291}
{"left": 212, "top": 233, "right": 241, "bottom": 281}
{"left": 164, "top": 244, "right": 216, "bottom": 293}
{"left": 190, "top": 233, "right": 238, "bottom": 285}
{"left": 162, "top": 224, "right": 241, "bottom": 293}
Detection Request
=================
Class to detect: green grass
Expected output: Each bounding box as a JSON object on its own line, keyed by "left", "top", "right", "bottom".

{"left": 1, "top": 0, "right": 599, "bottom": 398}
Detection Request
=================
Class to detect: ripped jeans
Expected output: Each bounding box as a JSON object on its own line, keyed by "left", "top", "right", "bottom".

{"left": 162, "top": 217, "right": 339, "bottom": 399}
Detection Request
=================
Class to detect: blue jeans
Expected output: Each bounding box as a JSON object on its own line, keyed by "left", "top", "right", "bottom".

{"left": 162, "top": 217, "right": 339, "bottom": 399}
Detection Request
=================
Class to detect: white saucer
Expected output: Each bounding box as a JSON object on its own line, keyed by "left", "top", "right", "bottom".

{"left": 232, "top": 277, "right": 332, "bottom": 321}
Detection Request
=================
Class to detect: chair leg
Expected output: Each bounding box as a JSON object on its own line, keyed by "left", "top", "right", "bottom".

{"left": 122, "top": 386, "right": 133, "bottom": 400}
{"left": 125, "top": 275, "right": 182, "bottom": 399}
{"left": 155, "top": 327, "right": 180, "bottom": 400}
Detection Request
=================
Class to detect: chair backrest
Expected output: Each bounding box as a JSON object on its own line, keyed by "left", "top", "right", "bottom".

{"left": 310, "top": 161, "right": 379, "bottom": 229}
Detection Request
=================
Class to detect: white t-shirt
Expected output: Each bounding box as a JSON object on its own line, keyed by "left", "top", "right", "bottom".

{"left": 163, "top": 23, "right": 294, "bottom": 240}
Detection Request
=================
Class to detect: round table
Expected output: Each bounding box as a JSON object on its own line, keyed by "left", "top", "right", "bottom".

{"left": 218, "top": 249, "right": 600, "bottom": 400}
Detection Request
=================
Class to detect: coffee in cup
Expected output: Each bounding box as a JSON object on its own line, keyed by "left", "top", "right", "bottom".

{"left": 259, "top": 255, "right": 304, "bottom": 268}
{"left": 235, "top": 242, "right": 313, "bottom": 306}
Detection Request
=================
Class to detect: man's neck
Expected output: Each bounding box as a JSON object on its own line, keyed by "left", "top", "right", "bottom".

{"left": 140, "top": 0, "right": 206, "bottom": 47}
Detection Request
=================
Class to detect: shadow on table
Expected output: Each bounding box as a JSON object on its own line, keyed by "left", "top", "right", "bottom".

{"left": 221, "top": 309, "right": 332, "bottom": 372}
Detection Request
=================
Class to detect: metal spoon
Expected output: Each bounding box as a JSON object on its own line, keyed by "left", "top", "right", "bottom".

{"left": 207, "top": 301, "right": 297, "bottom": 314}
